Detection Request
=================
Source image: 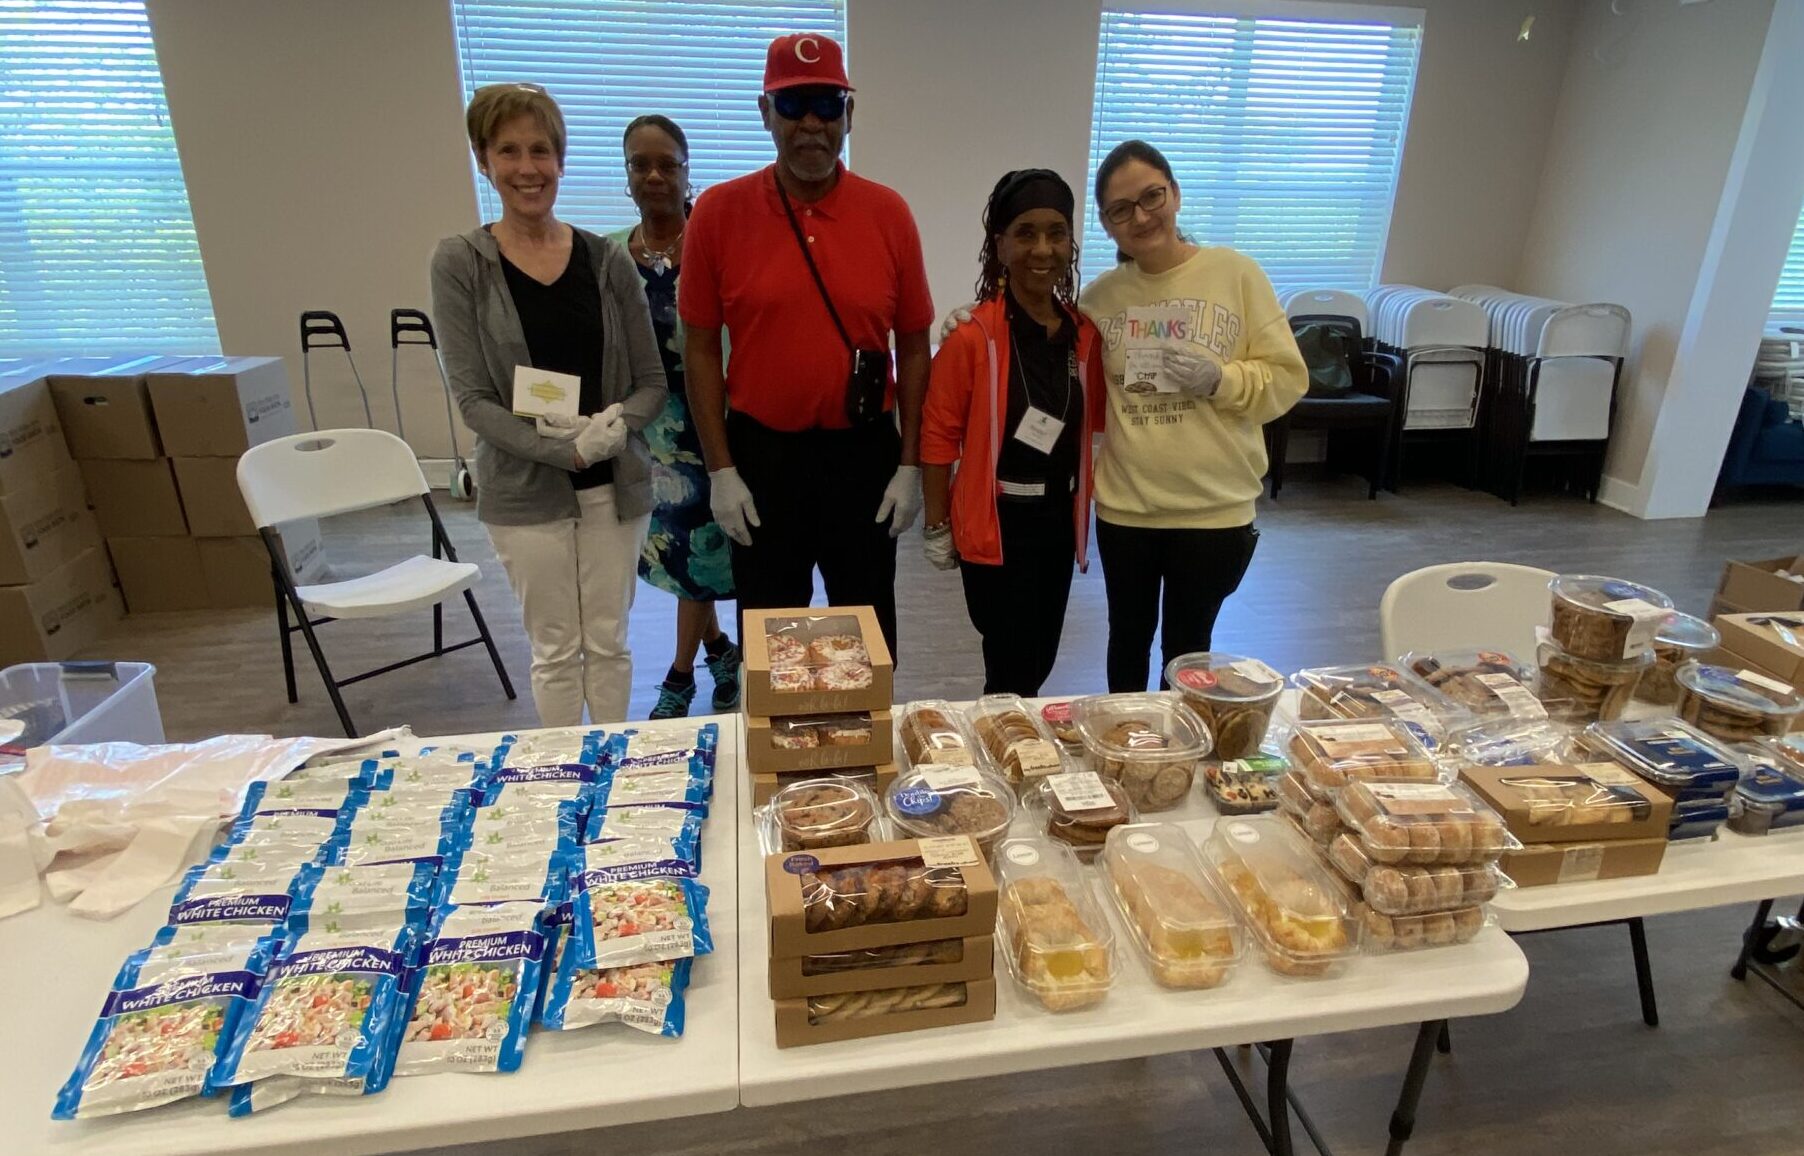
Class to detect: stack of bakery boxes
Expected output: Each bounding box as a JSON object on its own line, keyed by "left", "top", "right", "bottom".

{"left": 746, "top": 605, "right": 998, "bottom": 1046}
{"left": 47, "top": 357, "right": 326, "bottom": 613}
{"left": 1708, "top": 555, "right": 1804, "bottom": 722}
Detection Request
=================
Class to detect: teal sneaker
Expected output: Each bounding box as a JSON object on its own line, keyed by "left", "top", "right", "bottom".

{"left": 649, "top": 678, "right": 696, "bottom": 720}
{"left": 705, "top": 642, "right": 742, "bottom": 712}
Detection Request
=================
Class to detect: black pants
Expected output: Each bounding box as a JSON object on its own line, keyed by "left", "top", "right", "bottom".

{"left": 1096, "top": 519, "right": 1259, "bottom": 693}
{"left": 727, "top": 410, "right": 901, "bottom": 657}
{"left": 959, "top": 496, "right": 1077, "bottom": 696}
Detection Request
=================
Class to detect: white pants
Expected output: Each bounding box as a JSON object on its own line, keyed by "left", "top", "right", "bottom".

{"left": 487, "top": 485, "right": 651, "bottom": 726}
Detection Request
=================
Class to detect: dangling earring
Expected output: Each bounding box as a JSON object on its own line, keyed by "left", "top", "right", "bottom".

{"left": 997, "top": 268, "right": 1008, "bottom": 293}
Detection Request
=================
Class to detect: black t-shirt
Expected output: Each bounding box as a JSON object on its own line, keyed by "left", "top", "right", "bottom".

{"left": 497, "top": 228, "right": 612, "bottom": 489}
{"left": 994, "top": 287, "right": 1082, "bottom": 496}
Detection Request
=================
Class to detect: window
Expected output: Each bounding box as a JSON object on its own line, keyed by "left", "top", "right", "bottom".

{"left": 0, "top": 1, "right": 217, "bottom": 356}
{"left": 1085, "top": 5, "right": 1423, "bottom": 291}
{"left": 1771, "top": 206, "right": 1804, "bottom": 327}
{"left": 452, "top": 0, "right": 847, "bottom": 230}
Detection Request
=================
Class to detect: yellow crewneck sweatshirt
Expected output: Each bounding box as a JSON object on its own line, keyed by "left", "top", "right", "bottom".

{"left": 1079, "top": 246, "right": 1307, "bottom": 529}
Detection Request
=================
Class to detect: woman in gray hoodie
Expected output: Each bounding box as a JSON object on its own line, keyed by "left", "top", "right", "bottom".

{"left": 430, "top": 83, "right": 667, "bottom": 725}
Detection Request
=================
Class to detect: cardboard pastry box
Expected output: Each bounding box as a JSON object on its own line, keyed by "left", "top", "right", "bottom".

{"left": 768, "top": 934, "right": 994, "bottom": 1000}
{"left": 773, "top": 976, "right": 996, "bottom": 1048}
{"left": 742, "top": 605, "right": 894, "bottom": 717}
{"left": 745, "top": 710, "right": 895, "bottom": 774}
{"left": 1716, "top": 556, "right": 1804, "bottom": 615}
{"left": 1500, "top": 837, "right": 1667, "bottom": 887}
{"left": 1460, "top": 763, "right": 1674, "bottom": 844}
{"left": 1712, "top": 613, "right": 1804, "bottom": 690}
{"left": 752, "top": 763, "right": 898, "bottom": 807}
{"left": 765, "top": 838, "right": 998, "bottom": 956}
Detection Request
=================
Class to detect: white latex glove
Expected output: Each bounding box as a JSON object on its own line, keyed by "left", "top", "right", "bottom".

{"left": 875, "top": 464, "right": 922, "bottom": 538}
{"left": 536, "top": 413, "right": 587, "bottom": 440}
{"left": 922, "top": 522, "right": 958, "bottom": 570}
{"left": 938, "top": 302, "right": 978, "bottom": 342}
{"left": 572, "top": 403, "right": 627, "bottom": 463}
{"left": 1161, "top": 340, "right": 1222, "bottom": 397}
{"left": 708, "top": 466, "right": 760, "bottom": 547}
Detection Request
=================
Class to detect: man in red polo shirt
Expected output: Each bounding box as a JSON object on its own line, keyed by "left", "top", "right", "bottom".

{"left": 680, "top": 31, "right": 933, "bottom": 657}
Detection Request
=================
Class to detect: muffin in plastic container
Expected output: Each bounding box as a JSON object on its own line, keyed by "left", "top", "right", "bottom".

{"left": 1333, "top": 779, "right": 1517, "bottom": 867}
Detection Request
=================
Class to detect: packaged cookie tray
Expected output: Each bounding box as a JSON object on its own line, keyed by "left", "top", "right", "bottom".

{"left": 1728, "top": 746, "right": 1804, "bottom": 836}
{"left": 1287, "top": 718, "right": 1444, "bottom": 794}
{"left": 884, "top": 762, "right": 1017, "bottom": 860}
{"left": 1673, "top": 663, "right": 1804, "bottom": 741}
{"left": 1546, "top": 573, "right": 1674, "bottom": 662}
{"left": 1668, "top": 799, "right": 1730, "bottom": 841}
{"left": 1100, "top": 823, "right": 1244, "bottom": 990}
{"left": 968, "top": 693, "right": 1069, "bottom": 783}
{"left": 1291, "top": 662, "right": 1473, "bottom": 742}
{"left": 764, "top": 839, "right": 999, "bottom": 956}
{"left": 994, "top": 837, "right": 1116, "bottom": 1012}
{"left": 1040, "top": 701, "right": 1083, "bottom": 750}
{"left": 1333, "top": 779, "right": 1518, "bottom": 867}
{"left": 756, "top": 777, "right": 886, "bottom": 855}
{"left": 896, "top": 699, "right": 982, "bottom": 770}
{"left": 1327, "top": 833, "right": 1506, "bottom": 915}
{"left": 1023, "top": 770, "right": 1136, "bottom": 862}
{"left": 745, "top": 710, "right": 895, "bottom": 776}
{"left": 769, "top": 935, "right": 994, "bottom": 1000}
{"left": 1400, "top": 648, "right": 1555, "bottom": 722}
{"left": 773, "top": 977, "right": 997, "bottom": 1047}
{"left": 1070, "top": 692, "right": 1212, "bottom": 813}
{"left": 1166, "top": 651, "right": 1285, "bottom": 761}
{"left": 1202, "top": 752, "right": 1286, "bottom": 815}
{"left": 1535, "top": 640, "right": 1651, "bottom": 723}
{"left": 1358, "top": 903, "right": 1490, "bottom": 952}
{"left": 1276, "top": 769, "right": 1344, "bottom": 845}
{"left": 1450, "top": 719, "right": 1589, "bottom": 768}
{"left": 1582, "top": 718, "right": 1745, "bottom": 796}
{"left": 1202, "top": 817, "right": 1361, "bottom": 979}
{"left": 743, "top": 607, "right": 893, "bottom": 715}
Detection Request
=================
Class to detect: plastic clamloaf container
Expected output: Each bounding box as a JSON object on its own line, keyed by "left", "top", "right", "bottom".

{"left": 1275, "top": 768, "right": 1342, "bottom": 844}
{"left": 883, "top": 762, "right": 1016, "bottom": 860}
{"left": 1202, "top": 752, "right": 1287, "bottom": 815}
{"left": 1729, "top": 747, "right": 1804, "bottom": 835}
{"left": 765, "top": 777, "right": 882, "bottom": 853}
{"left": 1040, "top": 701, "right": 1082, "bottom": 750}
{"left": 1399, "top": 649, "right": 1552, "bottom": 722}
{"left": 1535, "top": 640, "right": 1651, "bottom": 723}
{"left": 1024, "top": 771, "right": 1136, "bottom": 861}
{"left": 1584, "top": 718, "right": 1744, "bottom": 800}
{"left": 967, "top": 693, "right": 1066, "bottom": 783}
{"left": 1100, "top": 824, "right": 1244, "bottom": 989}
{"left": 1360, "top": 904, "right": 1490, "bottom": 952}
{"left": 1674, "top": 663, "right": 1804, "bottom": 742}
{"left": 1668, "top": 798, "right": 1730, "bottom": 841}
{"left": 0, "top": 662, "right": 162, "bottom": 773}
{"left": 1286, "top": 718, "right": 1441, "bottom": 794}
{"left": 896, "top": 700, "right": 979, "bottom": 769}
{"left": 1451, "top": 719, "right": 1587, "bottom": 768}
{"left": 1165, "top": 652, "right": 1284, "bottom": 760}
{"left": 1327, "top": 833, "right": 1505, "bottom": 914}
{"left": 1334, "top": 779, "right": 1517, "bottom": 867}
{"left": 994, "top": 838, "right": 1115, "bottom": 1011}
{"left": 1291, "top": 662, "right": 1472, "bottom": 748}
{"left": 1202, "top": 817, "right": 1361, "bottom": 978}
{"left": 1547, "top": 574, "right": 1674, "bottom": 662}
{"left": 1637, "top": 613, "right": 1721, "bottom": 706}
{"left": 1070, "top": 693, "right": 1212, "bottom": 813}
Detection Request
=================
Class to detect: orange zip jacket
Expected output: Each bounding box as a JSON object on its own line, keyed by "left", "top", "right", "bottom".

{"left": 921, "top": 295, "right": 1107, "bottom": 568}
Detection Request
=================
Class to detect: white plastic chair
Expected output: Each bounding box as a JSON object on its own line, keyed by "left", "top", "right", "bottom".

{"left": 1378, "top": 561, "right": 1556, "bottom": 659}
{"left": 237, "top": 428, "right": 515, "bottom": 736}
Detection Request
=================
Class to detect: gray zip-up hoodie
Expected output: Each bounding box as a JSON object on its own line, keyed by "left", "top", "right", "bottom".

{"left": 429, "top": 225, "right": 668, "bottom": 526}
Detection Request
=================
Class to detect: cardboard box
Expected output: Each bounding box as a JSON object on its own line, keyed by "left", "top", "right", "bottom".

{"left": 1499, "top": 837, "right": 1667, "bottom": 887}
{"left": 173, "top": 456, "right": 257, "bottom": 537}
{"left": 1460, "top": 763, "right": 1674, "bottom": 843}
{"left": 752, "top": 763, "right": 899, "bottom": 807}
{"left": 766, "top": 838, "right": 998, "bottom": 957}
{"left": 773, "top": 976, "right": 996, "bottom": 1048}
{"left": 769, "top": 935, "right": 993, "bottom": 1000}
{"left": 108, "top": 536, "right": 207, "bottom": 612}
{"left": 0, "top": 376, "right": 73, "bottom": 496}
{"left": 47, "top": 373, "right": 162, "bottom": 459}
{"left": 742, "top": 605, "right": 895, "bottom": 718}
{"left": 1713, "top": 613, "right": 1804, "bottom": 688}
{"left": 1717, "top": 556, "right": 1804, "bottom": 614}
{"left": 0, "top": 466, "right": 100, "bottom": 585}
{"left": 147, "top": 357, "right": 296, "bottom": 458}
{"left": 745, "top": 710, "right": 895, "bottom": 775}
{"left": 79, "top": 458, "right": 188, "bottom": 537}
{"left": 196, "top": 523, "right": 326, "bottom": 608}
{"left": 0, "top": 546, "right": 123, "bottom": 664}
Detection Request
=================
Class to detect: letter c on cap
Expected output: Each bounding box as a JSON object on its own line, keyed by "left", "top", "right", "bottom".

{"left": 795, "top": 36, "right": 820, "bottom": 63}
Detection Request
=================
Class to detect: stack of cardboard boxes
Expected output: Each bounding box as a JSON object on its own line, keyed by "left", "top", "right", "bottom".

{"left": 0, "top": 368, "right": 122, "bottom": 664}
{"left": 1708, "top": 555, "right": 1804, "bottom": 720}
{"left": 49, "top": 356, "right": 325, "bottom": 613}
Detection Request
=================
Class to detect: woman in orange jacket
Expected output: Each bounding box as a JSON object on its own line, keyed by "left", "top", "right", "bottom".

{"left": 921, "top": 169, "right": 1107, "bottom": 696}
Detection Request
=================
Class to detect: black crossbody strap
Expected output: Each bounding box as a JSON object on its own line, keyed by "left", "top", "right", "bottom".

{"left": 775, "top": 176, "right": 855, "bottom": 354}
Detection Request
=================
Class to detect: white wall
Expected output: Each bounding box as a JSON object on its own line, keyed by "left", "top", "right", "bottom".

{"left": 147, "top": 0, "right": 479, "bottom": 457}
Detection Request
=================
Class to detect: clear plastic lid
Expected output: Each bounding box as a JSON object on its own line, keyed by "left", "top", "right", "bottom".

{"left": 994, "top": 838, "right": 1115, "bottom": 1011}
{"left": 1334, "top": 780, "right": 1517, "bottom": 867}
{"left": 1040, "top": 701, "right": 1082, "bottom": 747}
{"left": 1286, "top": 718, "right": 1440, "bottom": 793}
{"left": 766, "top": 714, "right": 875, "bottom": 751}
{"left": 1202, "top": 817, "right": 1360, "bottom": 978}
{"left": 1291, "top": 663, "right": 1473, "bottom": 741}
{"left": 1548, "top": 574, "right": 1675, "bottom": 660}
{"left": 1100, "top": 824, "right": 1244, "bottom": 989}
{"left": 1166, "top": 653, "right": 1283, "bottom": 760}
{"left": 884, "top": 762, "right": 1016, "bottom": 855}
{"left": 1655, "top": 612, "right": 1720, "bottom": 652}
{"left": 1025, "top": 771, "right": 1136, "bottom": 859}
{"left": 1535, "top": 640, "right": 1651, "bottom": 723}
{"left": 799, "top": 857, "right": 973, "bottom": 934}
{"left": 1482, "top": 763, "right": 1663, "bottom": 829}
{"left": 1548, "top": 574, "right": 1673, "bottom": 615}
{"left": 1275, "top": 768, "right": 1342, "bottom": 843}
{"left": 800, "top": 938, "right": 967, "bottom": 976}
{"left": 1675, "top": 663, "right": 1804, "bottom": 738}
{"left": 1070, "top": 693, "right": 1211, "bottom": 812}
{"left": 1360, "top": 904, "right": 1491, "bottom": 952}
{"left": 764, "top": 613, "right": 871, "bottom": 667}
{"left": 1203, "top": 753, "right": 1287, "bottom": 814}
{"left": 1326, "top": 833, "right": 1506, "bottom": 914}
{"left": 1734, "top": 749, "right": 1804, "bottom": 815}
{"left": 968, "top": 693, "right": 1066, "bottom": 783}
{"left": 1583, "top": 718, "right": 1745, "bottom": 792}
{"left": 1400, "top": 649, "right": 1551, "bottom": 722}
{"left": 897, "top": 700, "right": 979, "bottom": 768}
{"left": 765, "top": 778, "right": 881, "bottom": 853}
{"left": 1451, "top": 719, "right": 1587, "bottom": 767}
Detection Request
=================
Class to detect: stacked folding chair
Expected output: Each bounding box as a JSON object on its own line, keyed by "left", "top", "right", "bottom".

{"left": 1362, "top": 286, "right": 1488, "bottom": 489}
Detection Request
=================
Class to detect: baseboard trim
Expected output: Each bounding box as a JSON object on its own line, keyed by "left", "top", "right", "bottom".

{"left": 1597, "top": 473, "right": 1647, "bottom": 517}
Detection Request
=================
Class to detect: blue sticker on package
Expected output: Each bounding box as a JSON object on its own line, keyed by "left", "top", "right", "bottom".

{"left": 214, "top": 925, "right": 414, "bottom": 1088}
{"left": 394, "top": 903, "right": 547, "bottom": 1076}
{"left": 568, "top": 876, "right": 712, "bottom": 970}
{"left": 542, "top": 954, "right": 690, "bottom": 1035}
{"left": 54, "top": 936, "right": 276, "bottom": 1120}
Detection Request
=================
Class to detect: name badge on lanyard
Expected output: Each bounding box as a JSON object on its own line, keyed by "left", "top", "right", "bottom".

{"left": 1013, "top": 348, "right": 1077, "bottom": 455}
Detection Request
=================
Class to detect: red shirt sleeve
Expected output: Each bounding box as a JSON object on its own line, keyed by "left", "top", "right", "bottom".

{"left": 889, "top": 201, "right": 934, "bottom": 336}
{"left": 1085, "top": 332, "right": 1108, "bottom": 433}
{"left": 677, "top": 189, "right": 723, "bottom": 330}
{"left": 921, "top": 331, "right": 976, "bottom": 466}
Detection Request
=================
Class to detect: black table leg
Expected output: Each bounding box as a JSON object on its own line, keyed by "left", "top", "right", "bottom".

{"left": 1266, "top": 1039, "right": 1295, "bottom": 1156}
{"left": 1213, "top": 1047, "right": 1276, "bottom": 1154}
{"left": 1731, "top": 898, "right": 1775, "bottom": 981}
{"left": 1627, "top": 917, "right": 1659, "bottom": 1026}
{"left": 1436, "top": 1021, "right": 1451, "bottom": 1055}
{"left": 1385, "top": 1019, "right": 1444, "bottom": 1156}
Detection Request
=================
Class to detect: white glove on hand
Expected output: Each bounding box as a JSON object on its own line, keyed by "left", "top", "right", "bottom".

{"left": 708, "top": 466, "right": 760, "bottom": 547}
{"left": 938, "top": 303, "right": 978, "bottom": 343}
{"left": 1161, "top": 341, "right": 1222, "bottom": 397}
{"left": 536, "top": 413, "right": 587, "bottom": 440}
{"left": 875, "top": 465, "right": 922, "bottom": 538}
{"left": 922, "top": 522, "right": 958, "bottom": 570}
{"left": 572, "top": 403, "right": 626, "bottom": 464}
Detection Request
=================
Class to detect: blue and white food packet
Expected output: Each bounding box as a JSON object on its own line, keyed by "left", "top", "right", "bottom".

{"left": 291, "top": 862, "right": 440, "bottom": 934}
{"left": 500, "top": 728, "right": 606, "bottom": 769}
{"left": 483, "top": 762, "right": 603, "bottom": 810}
{"left": 592, "top": 767, "right": 709, "bottom": 813}
{"left": 359, "top": 783, "right": 477, "bottom": 821}
{"left": 446, "top": 852, "right": 563, "bottom": 909}
{"left": 54, "top": 937, "right": 275, "bottom": 1119}
{"left": 340, "top": 817, "right": 463, "bottom": 869}
{"left": 568, "top": 876, "right": 711, "bottom": 970}
{"left": 215, "top": 925, "right": 414, "bottom": 1087}
{"left": 229, "top": 810, "right": 346, "bottom": 849}
{"left": 241, "top": 778, "right": 368, "bottom": 818}
{"left": 568, "top": 836, "right": 698, "bottom": 886}
{"left": 395, "top": 903, "right": 548, "bottom": 1076}
{"left": 170, "top": 861, "right": 320, "bottom": 928}
{"left": 224, "top": 985, "right": 406, "bottom": 1115}
{"left": 608, "top": 722, "right": 719, "bottom": 771}
{"left": 584, "top": 804, "right": 703, "bottom": 846}
{"left": 542, "top": 956, "right": 690, "bottom": 1036}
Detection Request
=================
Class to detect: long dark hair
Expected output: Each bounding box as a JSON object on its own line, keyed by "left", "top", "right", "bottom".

{"left": 975, "top": 180, "right": 1080, "bottom": 306}
{"left": 623, "top": 114, "right": 693, "bottom": 216}
{"left": 1094, "top": 139, "right": 1183, "bottom": 264}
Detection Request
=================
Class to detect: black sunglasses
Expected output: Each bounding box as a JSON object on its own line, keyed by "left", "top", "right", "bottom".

{"left": 771, "top": 88, "right": 848, "bottom": 122}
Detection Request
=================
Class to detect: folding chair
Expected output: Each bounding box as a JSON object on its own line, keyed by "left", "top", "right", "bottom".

{"left": 1378, "top": 561, "right": 1555, "bottom": 659}
{"left": 236, "top": 428, "right": 515, "bottom": 736}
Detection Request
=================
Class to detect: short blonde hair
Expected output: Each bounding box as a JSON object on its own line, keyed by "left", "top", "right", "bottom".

{"left": 465, "top": 83, "right": 566, "bottom": 167}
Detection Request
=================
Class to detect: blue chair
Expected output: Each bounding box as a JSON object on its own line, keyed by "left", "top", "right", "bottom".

{"left": 1715, "top": 386, "right": 1804, "bottom": 498}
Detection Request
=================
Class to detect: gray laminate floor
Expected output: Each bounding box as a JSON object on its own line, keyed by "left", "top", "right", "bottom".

{"left": 72, "top": 474, "right": 1804, "bottom": 1155}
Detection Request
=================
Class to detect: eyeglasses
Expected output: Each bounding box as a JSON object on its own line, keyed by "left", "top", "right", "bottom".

{"left": 1102, "top": 184, "right": 1169, "bottom": 226}
{"left": 771, "top": 88, "right": 849, "bottom": 122}
{"left": 626, "top": 157, "right": 688, "bottom": 178}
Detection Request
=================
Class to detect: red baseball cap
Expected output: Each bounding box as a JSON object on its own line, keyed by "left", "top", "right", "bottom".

{"left": 763, "top": 32, "right": 853, "bottom": 93}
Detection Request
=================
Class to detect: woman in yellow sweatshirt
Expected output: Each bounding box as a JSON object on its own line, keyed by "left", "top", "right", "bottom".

{"left": 1080, "top": 140, "right": 1307, "bottom": 692}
